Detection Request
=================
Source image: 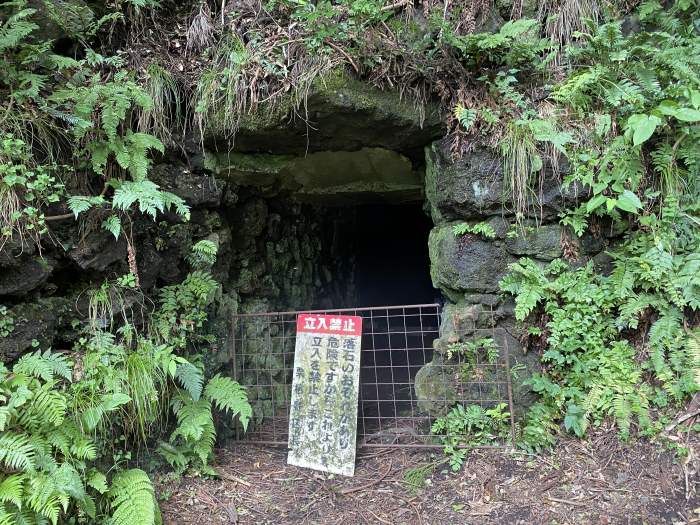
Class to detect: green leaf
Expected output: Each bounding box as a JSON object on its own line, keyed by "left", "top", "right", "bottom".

{"left": 87, "top": 471, "right": 108, "bottom": 494}
{"left": 563, "top": 403, "right": 587, "bottom": 437}
{"left": 671, "top": 107, "right": 700, "bottom": 122}
{"left": 586, "top": 194, "right": 607, "bottom": 213}
{"left": 627, "top": 114, "right": 662, "bottom": 146}
{"left": 102, "top": 215, "right": 121, "bottom": 240}
{"left": 594, "top": 113, "right": 611, "bottom": 138}
{"left": 175, "top": 363, "right": 204, "bottom": 402}
{"left": 101, "top": 393, "right": 131, "bottom": 412}
{"left": 67, "top": 195, "right": 105, "bottom": 218}
{"left": 109, "top": 469, "right": 156, "bottom": 525}
{"left": 615, "top": 190, "right": 642, "bottom": 213}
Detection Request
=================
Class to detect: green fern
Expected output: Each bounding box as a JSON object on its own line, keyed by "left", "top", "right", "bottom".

{"left": 0, "top": 433, "right": 35, "bottom": 471}
{"left": 204, "top": 375, "right": 251, "bottom": 431}
{"left": 175, "top": 362, "right": 204, "bottom": 401}
{"left": 111, "top": 179, "right": 189, "bottom": 220}
{"left": 109, "top": 469, "right": 157, "bottom": 525}
{"left": 13, "top": 351, "right": 72, "bottom": 382}
{"left": 171, "top": 397, "right": 213, "bottom": 443}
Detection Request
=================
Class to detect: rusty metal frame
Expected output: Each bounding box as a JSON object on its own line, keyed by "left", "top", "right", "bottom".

{"left": 229, "top": 303, "right": 515, "bottom": 449}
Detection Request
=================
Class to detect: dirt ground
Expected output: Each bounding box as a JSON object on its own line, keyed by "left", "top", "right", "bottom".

{"left": 158, "top": 427, "right": 699, "bottom": 525}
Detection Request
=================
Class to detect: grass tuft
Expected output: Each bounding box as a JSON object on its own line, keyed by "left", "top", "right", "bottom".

{"left": 137, "top": 63, "right": 183, "bottom": 147}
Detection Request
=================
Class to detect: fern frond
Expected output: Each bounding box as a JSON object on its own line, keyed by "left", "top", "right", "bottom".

{"left": 191, "top": 418, "right": 216, "bottom": 466}
{"left": 171, "top": 398, "right": 212, "bottom": 443}
{"left": 175, "top": 363, "right": 204, "bottom": 402}
{"left": 17, "top": 387, "right": 66, "bottom": 430}
{"left": 0, "top": 433, "right": 35, "bottom": 472}
{"left": 649, "top": 308, "right": 683, "bottom": 354}
{"left": 109, "top": 469, "right": 156, "bottom": 525}
{"left": 204, "top": 375, "right": 251, "bottom": 431}
{"left": 0, "top": 474, "right": 25, "bottom": 509}
{"left": 12, "top": 352, "right": 72, "bottom": 382}
{"left": 25, "top": 470, "right": 72, "bottom": 524}
{"left": 0, "top": 503, "right": 13, "bottom": 525}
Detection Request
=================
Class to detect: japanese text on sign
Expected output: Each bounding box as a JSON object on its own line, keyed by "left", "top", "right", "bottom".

{"left": 287, "top": 314, "right": 362, "bottom": 476}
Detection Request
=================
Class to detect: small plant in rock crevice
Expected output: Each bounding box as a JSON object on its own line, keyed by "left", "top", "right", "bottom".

{"left": 452, "top": 221, "right": 496, "bottom": 239}
{"left": 446, "top": 337, "right": 499, "bottom": 383}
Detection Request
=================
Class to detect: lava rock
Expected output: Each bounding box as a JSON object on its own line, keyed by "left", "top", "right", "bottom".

{"left": 0, "top": 297, "right": 72, "bottom": 362}
{"left": 429, "top": 224, "right": 514, "bottom": 298}
{"left": 505, "top": 224, "right": 563, "bottom": 261}
{"left": 150, "top": 163, "right": 224, "bottom": 208}
{"left": 425, "top": 139, "right": 585, "bottom": 223}
{"left": 68, "top": 230, "right": 126, "bottom": 271}
{"left": 413, "top": 355, "right": 457, "bottom": 415}
{"left": 0, "top": 255, "right": 54, "bottom": 297}
{"left": 205, "top": 71, "right": 444, "bottom": 157}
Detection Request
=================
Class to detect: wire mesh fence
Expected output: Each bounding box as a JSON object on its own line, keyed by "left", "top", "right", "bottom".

{"left": 229, "top": 304, "right": 515, "bottom": 449}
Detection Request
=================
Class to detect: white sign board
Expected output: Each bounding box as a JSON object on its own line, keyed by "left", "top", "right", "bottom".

{"left": 287, "top": 313, "right": 362, "bottom": 476}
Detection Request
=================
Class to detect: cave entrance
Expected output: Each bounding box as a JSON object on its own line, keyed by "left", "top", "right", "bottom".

{"left": 329, "top": 202, "right": 441, "bottom": 440}
{"left": 224, "top": 150, "right": 446, "bottom": 445}
{"left": 229, "top": 201, "right": 446, "bottom": 445}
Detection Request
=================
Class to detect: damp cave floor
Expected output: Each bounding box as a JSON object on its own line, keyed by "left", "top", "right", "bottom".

{"left": 157, "top": 427, "right": 699, "bottom": 525}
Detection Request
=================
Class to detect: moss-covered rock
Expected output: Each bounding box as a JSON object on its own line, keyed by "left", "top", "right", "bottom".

{"left": 418, "top": 300, "right": 543, "bottom": 417}
{"left": 425, "top": 141, "right": 504, "bottom": 224}
{"left": 149, "top": 162, "right": 223, "bottom": 208}
{"left": 426, "top": 139, "right": 583, "bottom": 224}
{"left": 208, "top": 71, "right": 444, "bottom": 155}
{"left": 207, "top": 147, "right": 424, "bottom": 205}
{"left": 413, "top": 355, "right": 456, "bottom": 415}
{"left": 505, "top": 224, "right": 563, "bottom": 261}
{"left": 0, "top": 297, "right": 73, "bottom": 362}
{"left": 0, "top": 255, "right": 54, "bottom": 296}
{"left": 429, "top": 224, "right": 514, "bottom": 299}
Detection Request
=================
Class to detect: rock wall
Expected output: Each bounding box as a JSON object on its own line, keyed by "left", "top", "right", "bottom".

{"left": 421, "top": 138, "right": 612, "bottom": 415}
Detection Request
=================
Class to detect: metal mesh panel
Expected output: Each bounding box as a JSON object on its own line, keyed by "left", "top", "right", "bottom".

{"left": 230, "top": 304, "right": 515, "bottom": 448}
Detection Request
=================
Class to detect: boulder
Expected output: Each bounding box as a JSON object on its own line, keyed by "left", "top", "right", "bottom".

{"left": 425, "top": 143, "right": 503, "bottom": 223}
{"left": 0, "top": 297, "right": 72, "bottom": 363}
{"left": 207, "top": 147, "right": 424, "bottom": 206}
{"left": 413, "top": 355, "right": 456, "bottom": 415}
{"left": 429, "top": 224, "right": 514, "bottom": 299}
{"left": 425, "top": 139, "right": 585, "bottom": 223}
{"left": 414, "top": 302, "right": 543, "bottom": 418}
{"left": 149, "top": 163, "right": 223, "bottom": 208}
{"left": 68, "top": 230, "right": 126, "bottom": 271}
{"left": 505, "top": 224, "right": 562, "bottom": 261}
{"left": 0, "top": 255, "right": 54, "bottom": 297}
{"left": 207, "top": 71, "right": 444, "bottom": 155}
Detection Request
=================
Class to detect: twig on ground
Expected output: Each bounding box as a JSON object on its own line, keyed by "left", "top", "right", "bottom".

{"left": 366, "top": 508, "right": 392, "bottom": 525}
{"left": 664, "top": 409, "right": 700, "bottom": 433}
{"left": 340, "top": 460, "right": 393, "bottom": 495}
{"left": 218, "top": 469, "right": 252, "bottom": 487}
{"left": 546, "top": 496, "right": 587, "bottom": 507}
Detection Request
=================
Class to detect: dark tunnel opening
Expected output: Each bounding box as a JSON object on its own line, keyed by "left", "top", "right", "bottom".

{"left": 345, "top": 203, "right": 437, "bottom": 308}
{"left": 334, "top": 203, "right": 441, "bottom": 439}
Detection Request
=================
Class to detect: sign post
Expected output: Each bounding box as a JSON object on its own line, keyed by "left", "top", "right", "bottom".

{"left": 287, "top": 313, "right": 362, "bottom": 476}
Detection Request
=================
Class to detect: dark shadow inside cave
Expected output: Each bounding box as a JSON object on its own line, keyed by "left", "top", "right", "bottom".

{"left": 338, "top": 202, "right": 437, "bottom": 308}
{"left": 329, "top": 202, "right": 441, "bottom": 439}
